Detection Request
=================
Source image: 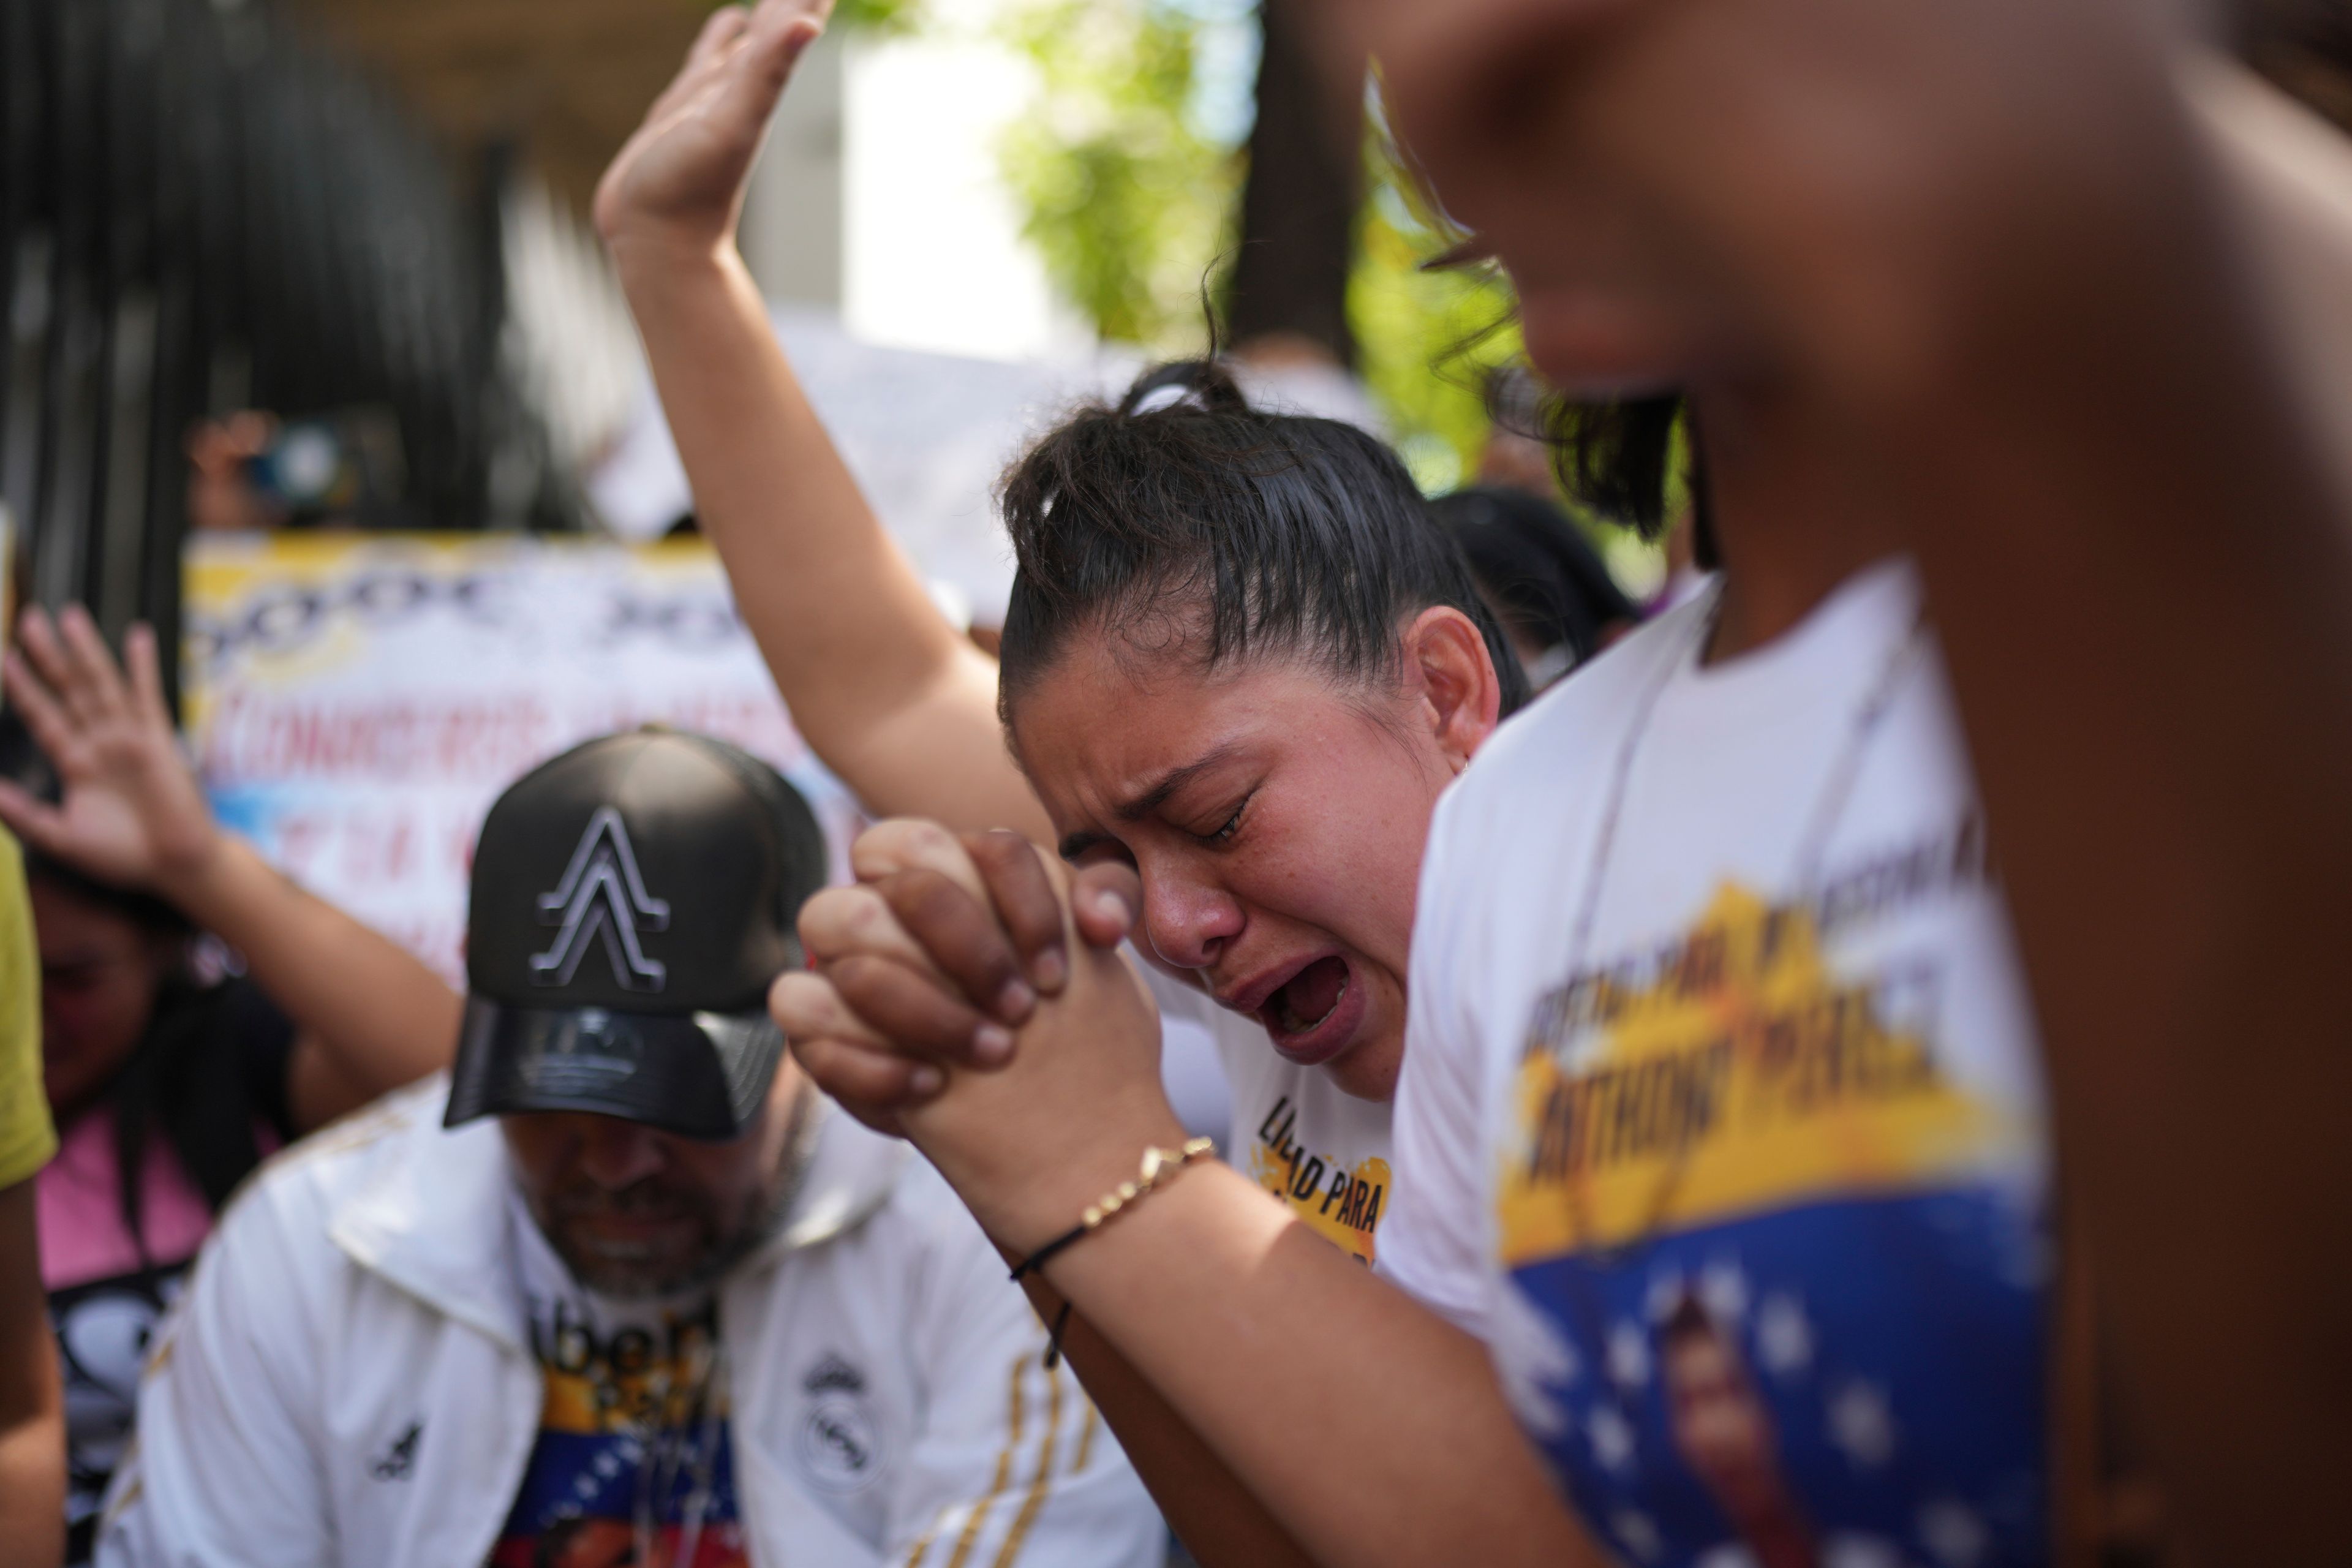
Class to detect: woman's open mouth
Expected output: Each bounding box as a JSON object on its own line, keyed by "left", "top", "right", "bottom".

{"left": 1254, "top": 954, "right": 1366, "bottom": 1068}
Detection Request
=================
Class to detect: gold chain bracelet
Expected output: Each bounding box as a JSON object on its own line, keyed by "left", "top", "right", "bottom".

{"left": 1009, "top": 1137, "right": 1215, "bottom": 1366}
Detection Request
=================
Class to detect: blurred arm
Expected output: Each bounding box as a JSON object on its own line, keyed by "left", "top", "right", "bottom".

{"left": 2189, "top": 54, "right": 2352, "bottom": 505}
{"left": 0, "top": 609, "right": 459, "bottom": 1132}
{"left": 0, "top": 1181, "right": 64, "bottom": 1568}
{"left": 159, "top": 837, "right": 459, "bottom": 1131}
{"left": 884, "top": 1188, "right": 1167, "bottom": 1568}
{"left": 1826, "top": 45, "right": 2352, "bottom": 1563}
{"left": 95, "top": 1188, "right": 334, "bottom": 1566}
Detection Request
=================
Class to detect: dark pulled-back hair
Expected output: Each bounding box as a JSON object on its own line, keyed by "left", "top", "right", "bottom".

{"left": 1547, "top": 394, "right": 1683, "bottom": 539}
{"left": 1486, "top": 366, "right": 1715, "bottom": 570}
{"left": 995, "top": 359, "right": 1531, "bottom": 726}
{"left": 1430, "top": 485, "right": 1638, "bottom": 673}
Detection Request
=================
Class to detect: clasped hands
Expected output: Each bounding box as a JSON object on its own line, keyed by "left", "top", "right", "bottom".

{"left": 772, "top": 820, "right": 1190, "bottom": 1254}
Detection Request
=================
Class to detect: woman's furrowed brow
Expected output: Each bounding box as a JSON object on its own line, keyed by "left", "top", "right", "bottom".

{"left": 1057, "top": 742, "right": 1248, "bottom": 860}
{"left": 1113, "top": 744, "right": 1247, "bottom": 824}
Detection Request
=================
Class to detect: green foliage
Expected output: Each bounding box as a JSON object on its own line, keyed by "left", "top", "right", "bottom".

{"left": 1348, "top": 150, "right": 1520, "bottom": 495}
{"left": 720, "top": 0, "right": 927, "bottom": 33}
{"left": 989, "top": 1, "right": 1524, "bottom": 496}
{"left": 830, "top": 0, "right": 930, "bottom": 35}
{"left": 995, "top": 0, "right": 1238, "bottom": 350}
{"left": 853, "top": 0, "right": 1673, "bottom": 582}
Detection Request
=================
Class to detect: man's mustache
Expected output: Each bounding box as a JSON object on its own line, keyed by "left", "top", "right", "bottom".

{"left": 546, "top": 1178, "right": 704, "bottom": 1223}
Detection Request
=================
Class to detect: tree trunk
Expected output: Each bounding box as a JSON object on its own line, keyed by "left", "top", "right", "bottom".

{"left": 1226, "top": 0, "right": 1364, "bottom": 368}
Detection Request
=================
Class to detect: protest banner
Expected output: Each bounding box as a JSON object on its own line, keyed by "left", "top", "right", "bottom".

{"left": 184, "top": 532, "right": 862, "bottom": 983}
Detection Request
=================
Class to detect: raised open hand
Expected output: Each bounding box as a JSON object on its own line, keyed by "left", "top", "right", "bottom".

{"left": 0, "top": 606, "right": 219, "bottom": 895}
{"left": 593, "top": 0, "right": 834, "bottom": 263}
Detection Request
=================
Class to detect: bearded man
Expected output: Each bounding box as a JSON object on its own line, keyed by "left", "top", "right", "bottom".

{"left": 98, "top": 729, "right": 1161, "bottom": 1568}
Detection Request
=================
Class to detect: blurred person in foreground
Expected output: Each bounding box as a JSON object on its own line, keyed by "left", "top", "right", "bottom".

{"left": 766, "top": 6, "right": 2352, "bottom": 1568}
{"left": 0, "top": 607, "right": 458, "bottom": 1559}
{"left": 97, "top": 728, "right": 1160, "bottom": 1568}
{"left": 0, "top": 823, "right": 65, "bottom": 1568}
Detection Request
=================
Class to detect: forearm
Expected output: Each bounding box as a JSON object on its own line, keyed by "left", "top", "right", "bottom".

{"left": 0, "top": 1182, "right": 64, "bottom": 1568}
{"left": 1030, "top": 1165, "right": 1593, "bottom": 1568}
{"left": 1012, "top": 1273, "right": 1317, "bottom": 1568}
{"left": 1848, "top": 78, "right": 2352, "bottom": 1561}
{"left": 160, "top": 835, "right": 459, "bottom": 1104}
{"left": 0, "top": 1420, "right": 64, "bottom": 1568}
{"left": 611, "top": 240, "right": 1046, "bottom": 837}
{"left": 0, "top": 1412, "right": 64, "bottom": 1568}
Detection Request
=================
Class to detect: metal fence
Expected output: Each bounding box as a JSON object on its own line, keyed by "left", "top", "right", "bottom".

{"left": 1, "top": 0, "right": 573, "bottom": 684}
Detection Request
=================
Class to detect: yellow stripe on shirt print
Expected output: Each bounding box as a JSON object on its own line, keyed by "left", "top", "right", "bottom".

{"left": 537, "top": 1335, "right": 728, "bottom": 1435}
{"left": 1497, "top": 881, "right": 2026, "bottom": 1264}
{"left": 1247, "top": 1139, "right": 1390, "bottom": 1264}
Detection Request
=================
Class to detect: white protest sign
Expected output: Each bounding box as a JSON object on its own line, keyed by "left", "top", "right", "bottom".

{"left": 184, "top": 533, "right": 862, "bottom": 983}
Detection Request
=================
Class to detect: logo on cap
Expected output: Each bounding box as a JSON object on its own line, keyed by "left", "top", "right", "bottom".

{"left": 518, "top": 1009, "right": 645, "bottom": 1098}
{"left": 531, "top": 807, "right": 671, "bottom": 991}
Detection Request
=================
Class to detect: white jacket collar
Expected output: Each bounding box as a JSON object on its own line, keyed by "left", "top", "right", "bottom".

{"left": 328, "top": 1077, "right": 910, "bottom": 1351}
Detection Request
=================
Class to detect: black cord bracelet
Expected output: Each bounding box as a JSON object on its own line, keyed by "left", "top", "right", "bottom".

{"left": 1006, "top": 1137, "right": 1215, "bottom": 1369}
{"left": 1009, "top": 1221, "right": 1092, "bottom": 1283}
{"left": 1042, "top": 1301, "right": 1074, "bottom": 1368}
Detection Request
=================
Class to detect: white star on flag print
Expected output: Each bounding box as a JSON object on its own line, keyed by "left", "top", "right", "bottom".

{"left": 1493, "top": 875, "right": 2052, "bottom": 1567}
{"left": 1826, "top": 1380, "right": 1898, "bottom": 1469}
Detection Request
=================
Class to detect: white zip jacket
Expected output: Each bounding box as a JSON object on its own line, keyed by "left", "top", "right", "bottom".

{"left": 97, "top": 1078, "right": 1163, "bottom": 1568}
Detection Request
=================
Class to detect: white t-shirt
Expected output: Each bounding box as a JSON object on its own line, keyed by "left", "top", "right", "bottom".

{"left": 1144, "top": 966, "right": 1395, "bottom": 1265}
{"left": 502, "top": 1189, "right": 752, "bottom": 1562}
{"left": 1382, "top": 560, "right": 2052, "bottom": 1567}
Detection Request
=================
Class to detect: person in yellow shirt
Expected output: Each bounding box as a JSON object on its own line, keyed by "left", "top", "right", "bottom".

{"left": 0, "top": 824, "right": 64, "bottom": 1568}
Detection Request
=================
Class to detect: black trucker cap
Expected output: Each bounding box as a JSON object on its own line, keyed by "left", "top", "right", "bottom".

{"left": 445, "top": 728, "right": 827, "bottom": 1140}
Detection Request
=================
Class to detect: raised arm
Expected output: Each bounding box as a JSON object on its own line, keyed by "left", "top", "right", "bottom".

{"left": 0, "top": 606, "right": 459, "bottom": 1130}
{"left": 594, "top": 0, "right": 1046, "bottom": 840}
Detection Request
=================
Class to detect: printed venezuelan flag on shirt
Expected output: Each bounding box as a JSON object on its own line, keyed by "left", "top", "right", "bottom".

{"left": 1496, "top": 883, "right": 2049, "bottom": 1568}
{"left": 492, "top": 1296, "right": 750, "bottom": 1568}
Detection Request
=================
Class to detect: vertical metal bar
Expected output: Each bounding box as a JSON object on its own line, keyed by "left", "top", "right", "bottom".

{"left": 33, "top": 0, "right": 101, "bottom": 614}
{"left": 95, "top": 0, "right": 164, "bottom": 640}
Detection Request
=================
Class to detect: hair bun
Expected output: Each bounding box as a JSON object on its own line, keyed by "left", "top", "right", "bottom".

{"left": 1117, "top": 358, "right": 1252, "bottom": 418}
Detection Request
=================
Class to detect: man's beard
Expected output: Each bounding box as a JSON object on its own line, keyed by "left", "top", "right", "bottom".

{"left": 541, "top": 1164, "right": 794, "bottom": 1300}
{"left": 535, "top": 1098, "right": 814, "bottom": 1300}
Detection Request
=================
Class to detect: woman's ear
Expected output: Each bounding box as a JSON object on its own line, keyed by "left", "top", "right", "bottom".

{"left": 1401, "top": 606, "right": 1504, "bottom": 774}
